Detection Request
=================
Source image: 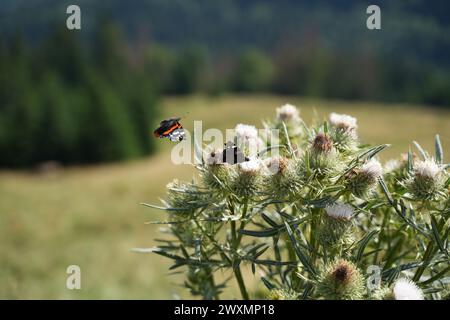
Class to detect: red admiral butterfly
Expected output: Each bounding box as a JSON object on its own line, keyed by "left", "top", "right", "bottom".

{"left": 153, "top": 117, "right": 185, "bottom": 142}
{"left": 222, "top": 141, "right": 249, "bottom": 165}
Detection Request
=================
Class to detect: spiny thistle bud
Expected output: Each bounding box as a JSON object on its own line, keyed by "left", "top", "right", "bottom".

{"left": 266, "top": 288, "right": 299, "bottom": 300}
{"left": 329, "top": 112, "right": 358, "bottom": 151}
{"left": 301, "top": 133, "right": 341, "bottom": 179}
{"left": 201, "top": 149, "right": 231, "bottom": 192}
{"left": 166, "top": 179, "right": 208, "bottom": 216}
{"left": 319, "top": 203, "right": 355, "bottom": 250}
{"left": 230, "top": 159, "right": 262, "bottom": 199}
{"left": 345, "top": 158, "right": 383, "bottom": 198}
{"left": 392, "top": 278, "right": 424, "bottom": 300}
{"left": 274, "top": 104, "right": 302, "bottom": 147}
{"left": 263, "top": 156, "right": 302, "bottom": 199}
{"left": 408, "top": 159, "right": 444, "bottom": 200}
{"left": 316, "top": 259, "right": 365, "bottom": 300}
{"left": 276, "top": 104, "right": 301, "bottom": 123}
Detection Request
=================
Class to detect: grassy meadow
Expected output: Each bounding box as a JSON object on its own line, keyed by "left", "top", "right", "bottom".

{"left": 1, "top": 95, "right": 449, "bottom": 299}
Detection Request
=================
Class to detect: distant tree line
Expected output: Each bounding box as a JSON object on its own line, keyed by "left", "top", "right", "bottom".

{"left": 143, "top": 44, "right": 450, "bottom": 106}
{"left": 0, "top": 24, "right": 158, "bottom": 168}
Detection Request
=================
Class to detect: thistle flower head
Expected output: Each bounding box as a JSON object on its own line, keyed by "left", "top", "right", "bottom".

{"left": 312, "top": 133, "right": 334, "bottom": 154}
{"left": 231, "top": 159, "right": 262, "bottom": 199}
{"left": 414, "top": 159, "right": 441, "bottom": 179}
{"left": 319, "top": 203, "right": 355, "bottom": 249}
{"left": 201, "top": 163, "right": 231, "bottom": 194}
{"left": 166, "top": 179, "right": 207, "bottom": 216}
{"left": 234, "top": 123, "right": 263, "bottom": 156}
{"left": 205, "top": 148, "right": 223, "bottom": 165}
{"left": 345, "top": 158, "right": 382, "bottom": 198}
{"left": 393, "top": 278, "right": 424, "bottom": 300}
{"left": 263, "top": 157, "right": 302, "bottom": 199}
{"left": 329, "top": 112, "right": 358, "bottom": 132}
{"left": 239, "top": 159, "right": 261, "bottom": 173}
{"left": 325, "top": 203, "right": 354, "bottom": 221}
{"left": 328, "top": 113, "right": 358, "bottom": 151}
{"left": 316, "top": 259, "right": 365, "bottom": 300}
{"left": 408, "top": 158, "right": 445, "bottom": 200}
{"left": 276, "top": 103, "right": 301, "bottom": 123}
{"left": 264, "top": 156, "right": 289, "bottom": 175}
{"left": 235, "top": 123, "right": 258, "bottom": 140}
{"left": 332, "top": 261, "right": 353, "bottom": 283}
{"left": 361, "top": 158, "right": 383, "bottom": 181}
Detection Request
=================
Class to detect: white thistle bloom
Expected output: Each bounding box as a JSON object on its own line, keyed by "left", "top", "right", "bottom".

{"left": 414, "top": 159, "right": 441, "bottom": 179}
{"left": 264, "top": 156, "right": 289, "bottom": 175}
{"left": 329, "top": 112, "right": 358, "bottom": 131}
{"left": 384, "top": 159, "right": 401, "bottom": 173}
{"left": 239, "top": 159, "right": 261, "bottom": 173}
{"left": 276, "top": 104, "right": 300, "bottom": 122}
{"left": 235, "top": 124, "right": 258, "bottom": 140}
{"left": 205, "top": 149, "right": 222, "bottom": 165}
{"left": 361, "top": 158, "right": 383, "bottom": 180}
{"left": 235, "top": 123, "right": 263, "bottom": 156}
{"left": 325, "top": 203, "right": 354, "bottom": 221}
{"left": 393, "top": 278, "right": 424, "bottom": 300}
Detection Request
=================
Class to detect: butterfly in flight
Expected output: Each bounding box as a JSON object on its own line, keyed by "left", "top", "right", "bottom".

{"left": 221, "top": 141, "right": 249, "bottom": 165}
{"left": 153, "top": 117, "right": 185, "bottom": 142}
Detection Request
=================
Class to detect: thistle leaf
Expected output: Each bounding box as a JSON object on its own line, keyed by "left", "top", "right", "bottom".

{"left": 284, "top": 222, "right": 316, "bottom": 277}
{"left": 261, "top": 277, "right": 276, "bottom": 290}
{"left": 435, "top": 134, "right": 443, "bottom": 164}
{"left": 413, "top": 141, "right": 428, "bottom": 160}
{"left": 355, "top": 229, "right": 379, "bottom": 263}
{"left": 430, "top": 216, "right": 447, "bottom": 255}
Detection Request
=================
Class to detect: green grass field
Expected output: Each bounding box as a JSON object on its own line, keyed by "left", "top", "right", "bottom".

{"left": 1, "top": 95, "right": 449, "bottom": 299}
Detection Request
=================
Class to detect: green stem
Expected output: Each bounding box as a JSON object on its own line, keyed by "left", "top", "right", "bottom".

{"left": 228, "top": 199, "right": 250, "bottom": 300}
{"left": 310, "top": 209, "right": 320, "bottom": 265}
{"left": 209, "top": 270, "right": 219, "bottom": 300}
{"left": 237, "top": 200, "right": 249, "bottom": 243}
{"left": 192, "top": 218, "right": 221, "bottom": 300}
{"left": 231, "top": 219, "right": 250, "bottom": 299}
{"left": 374, "top": 208, "right": 390, "bottom": 264}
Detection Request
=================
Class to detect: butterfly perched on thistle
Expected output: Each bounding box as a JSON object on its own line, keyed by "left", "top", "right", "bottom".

{"left": 153, "top": 117, "right": 186, "bottom": 142}
{"left": 222, "top": 141, "right": 249, "bottom": 165}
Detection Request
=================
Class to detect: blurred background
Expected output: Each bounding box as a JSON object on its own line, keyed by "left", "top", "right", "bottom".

{"left": 0, "top": 0, "right": 449, "bottom": 299}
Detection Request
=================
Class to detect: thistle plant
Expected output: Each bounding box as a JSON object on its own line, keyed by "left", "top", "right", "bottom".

{"left": 135, "top": 104, "right": 449, "bottom": 300}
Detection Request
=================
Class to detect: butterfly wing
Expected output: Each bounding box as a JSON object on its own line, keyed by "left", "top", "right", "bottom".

{"left": 153, "top": 120, "right": 171, "bottom": 138}
{"left": 222, "top": 147, "right": 235, "bottom": 164}
{"left": 153, "top": 118, "right": 184, "bottom": 141}
{"left": 222, "top": 142, "right": 249, "bottom": 164}
{"left": 168, "top": 126, "right": 185, "bottom": 141}
{"left": 234, "top": 148, "right": 247, "bottom": 164}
